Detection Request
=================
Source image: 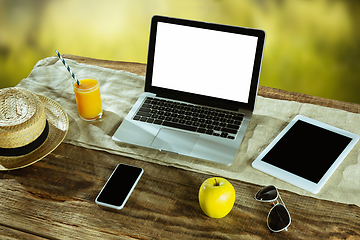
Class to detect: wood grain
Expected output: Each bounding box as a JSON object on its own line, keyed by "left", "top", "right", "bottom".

{"left": 63, "top": 54, "right": 360, "bottom": 114}
{"left": 1, "top": 143, "right": 359, "bottom": 239}
{"left": 63, "top": 54, "right": 147, "bottom": 77}
{"left": 1, "top": 55, "right": 359, "bottom": 239}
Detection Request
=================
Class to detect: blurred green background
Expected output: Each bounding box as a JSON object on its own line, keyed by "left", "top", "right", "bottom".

{"left": 1, "top": 0, "right": 360, "bottom": 103}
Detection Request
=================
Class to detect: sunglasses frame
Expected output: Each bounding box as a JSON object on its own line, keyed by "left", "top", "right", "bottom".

{"left": 254, "top": 185, "right": 291, "bottom": 233}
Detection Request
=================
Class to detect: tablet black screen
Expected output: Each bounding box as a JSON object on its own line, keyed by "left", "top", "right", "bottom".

{"left": 262, "top": 120, "right": 352, "bottom": 183}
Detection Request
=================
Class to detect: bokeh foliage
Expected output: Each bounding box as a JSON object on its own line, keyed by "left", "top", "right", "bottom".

{"left": 1, "top": 0, "right": 359, "bottom": 103}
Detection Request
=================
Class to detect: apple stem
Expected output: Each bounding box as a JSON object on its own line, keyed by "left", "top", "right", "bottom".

{"left": 214, "top": 178, "right": 219, "bottom": 186}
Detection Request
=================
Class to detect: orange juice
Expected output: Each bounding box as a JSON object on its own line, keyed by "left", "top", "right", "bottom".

{"left": 73, "top": 78, "right": 102, "bottom": 120}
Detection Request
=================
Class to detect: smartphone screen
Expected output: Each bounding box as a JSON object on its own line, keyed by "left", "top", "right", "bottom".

{"left": 95, "top": 164, "right": 144, "bottom": 210}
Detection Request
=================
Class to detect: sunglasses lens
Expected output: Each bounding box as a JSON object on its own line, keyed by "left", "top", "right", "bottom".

{"left": 255, "top": 185, "right": 277, "bottom": 201}
{"left": 268, "top": 204, "right": 291, "bottom": 232}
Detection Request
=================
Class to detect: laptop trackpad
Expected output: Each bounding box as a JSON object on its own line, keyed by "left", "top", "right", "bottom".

{"left": 151, "top": 128, "right": 199, "bottom": 155}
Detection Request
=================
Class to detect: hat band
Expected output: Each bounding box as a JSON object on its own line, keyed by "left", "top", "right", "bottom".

{"left": 0, "top": 120, "right": 49, "bottom": 157}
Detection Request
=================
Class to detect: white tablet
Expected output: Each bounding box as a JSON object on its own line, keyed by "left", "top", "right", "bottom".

{"left": 252, "top": 115, "right": 359, "bottom": 194}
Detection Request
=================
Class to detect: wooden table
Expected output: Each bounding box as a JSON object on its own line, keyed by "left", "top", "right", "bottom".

{"left": 1, "top": 55, "right": 359, "bottom": 239}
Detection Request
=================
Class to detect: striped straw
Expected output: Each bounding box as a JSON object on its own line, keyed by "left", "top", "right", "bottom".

{"left": 55, "top": 50, "right": 80, "bottom": 85}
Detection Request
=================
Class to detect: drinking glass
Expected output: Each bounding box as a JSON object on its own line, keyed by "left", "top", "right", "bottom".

{"left": 73, "top": 77, "right": 103, "bottom": 121}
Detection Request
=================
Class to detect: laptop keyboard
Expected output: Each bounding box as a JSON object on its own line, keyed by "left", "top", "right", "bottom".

{"left": 132, "top": 97, "right": 244, "bottom": 140}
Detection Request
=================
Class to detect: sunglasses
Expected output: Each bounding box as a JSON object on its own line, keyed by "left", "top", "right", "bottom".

{"left": 254, "top": 185, "right": 291, "bottom": 232}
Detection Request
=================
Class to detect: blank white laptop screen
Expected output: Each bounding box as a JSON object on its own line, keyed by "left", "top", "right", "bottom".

{"left": 151, "top": 22, "right": 258, "bottom": 104}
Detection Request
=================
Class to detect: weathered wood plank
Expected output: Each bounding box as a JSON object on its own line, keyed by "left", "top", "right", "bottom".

{"left": 1, "top": 55, "right": 359, "bottom": 239}
{"left": 0, "top": 224, "right": 49, "bottom": 240}
{"left": 0, "top": 143, "right": 359, "bottom": 239}
{"left": 62, "top": 54, "right": 360, "bottom": 114}
{"left": 62, "top": 54, "right": 147, "bottom": 77}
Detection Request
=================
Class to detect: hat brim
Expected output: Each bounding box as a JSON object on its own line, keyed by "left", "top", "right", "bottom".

{"left": 0, "top": 95, "right": 69, "bottom": 170}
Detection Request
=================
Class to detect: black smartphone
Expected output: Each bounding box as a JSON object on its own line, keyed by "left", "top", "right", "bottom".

{"left": 95, "top": 163, "right": 144, "bottom": 210}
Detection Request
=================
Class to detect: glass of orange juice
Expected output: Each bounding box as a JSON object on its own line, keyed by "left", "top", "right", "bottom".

{"left": 73, "top": 77, "right": 103, "bottom": 121}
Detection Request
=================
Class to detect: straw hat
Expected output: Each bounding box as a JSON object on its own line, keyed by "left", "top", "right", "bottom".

{"left": 0, "top": 87, "right": 69, "bottom": 170}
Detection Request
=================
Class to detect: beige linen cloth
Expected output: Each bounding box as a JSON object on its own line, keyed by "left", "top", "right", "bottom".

{"left": 18, "top": 56, "right": 360, "bottom": 206}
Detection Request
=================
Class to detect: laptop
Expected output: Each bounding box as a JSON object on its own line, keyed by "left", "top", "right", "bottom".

{"left": 112, "top": 15, "right": 266, "bottom": 165}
